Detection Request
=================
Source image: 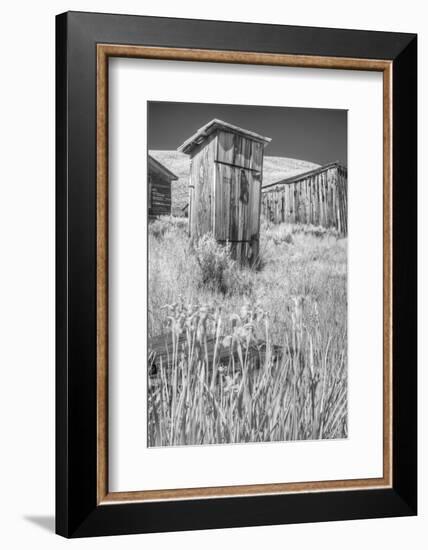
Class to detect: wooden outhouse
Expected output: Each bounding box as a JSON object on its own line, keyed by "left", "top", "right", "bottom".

{"left": 148, "top": 155, "right": 178, "bottom": 218}
{"left": 178, "top": 119, "right": 271, "bottom": 264}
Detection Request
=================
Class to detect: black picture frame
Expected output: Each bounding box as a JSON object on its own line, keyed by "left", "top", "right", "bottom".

{"left": 56, "top": 11, "right": 417, "bottom": 538}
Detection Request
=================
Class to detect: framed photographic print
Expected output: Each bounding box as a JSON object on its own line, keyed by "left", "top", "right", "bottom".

{"left": 56, "top": 11, "right": 417, "bottom": 538}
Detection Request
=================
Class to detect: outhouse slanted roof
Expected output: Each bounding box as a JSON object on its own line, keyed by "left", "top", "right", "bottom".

{"left": 177, "top": 119, "right": 272, "bottom": 155}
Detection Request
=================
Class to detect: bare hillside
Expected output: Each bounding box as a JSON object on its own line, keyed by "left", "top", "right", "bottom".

{"left": 149, "top": 150, "right": 319, "bottom": 215}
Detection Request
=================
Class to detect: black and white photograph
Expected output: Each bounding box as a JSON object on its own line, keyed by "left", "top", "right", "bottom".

{"left": 147, "top": 101, "right": 348, "bottom": 447}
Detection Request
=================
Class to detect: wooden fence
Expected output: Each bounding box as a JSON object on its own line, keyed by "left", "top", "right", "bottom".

{"left": 261, "top": 162, "right": 348, "bottom": 235}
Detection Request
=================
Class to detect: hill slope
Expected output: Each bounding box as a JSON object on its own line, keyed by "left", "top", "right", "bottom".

{"left": 149, "top": 150, "right": 319, "bottom": 215}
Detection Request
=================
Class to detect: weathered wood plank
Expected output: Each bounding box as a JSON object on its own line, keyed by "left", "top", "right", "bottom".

{"left": 148, "top": 333, "right": 284, "bottom": 379}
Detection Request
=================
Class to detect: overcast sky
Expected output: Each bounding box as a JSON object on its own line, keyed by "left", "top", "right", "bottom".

{"left": 148, "top": 101, "right": 347, "bottom": 166}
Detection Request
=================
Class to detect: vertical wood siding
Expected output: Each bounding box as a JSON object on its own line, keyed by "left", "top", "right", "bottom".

{"left": 148, "top": 169, "right": 172, "bottom": 217}
{"left": 188, "top": 133, "right": 217, "bottom": 240}
{"left": 217, "top": 131, "right": 263, "bottom": 172}
{"left": 261, "top": 163, "right": 348, "bottom": 235}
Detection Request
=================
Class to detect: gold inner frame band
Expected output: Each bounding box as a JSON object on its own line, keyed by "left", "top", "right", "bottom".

{"left": 96, "top": 44, "right": 393, "bottom": 505}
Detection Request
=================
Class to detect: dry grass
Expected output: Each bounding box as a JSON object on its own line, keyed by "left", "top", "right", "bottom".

{"left": 147, "top": 216, "right": 347, "bottom": 446}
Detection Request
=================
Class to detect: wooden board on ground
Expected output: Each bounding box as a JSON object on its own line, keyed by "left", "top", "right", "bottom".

{"left": 148, "top": 333, "right": 283, "bottom": 377}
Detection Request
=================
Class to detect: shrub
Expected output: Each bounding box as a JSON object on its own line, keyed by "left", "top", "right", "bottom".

{"left": 149, "top": 216, "right": 188, "bottom": 239}
{"left": 226, "top": 265, "right": 255, "bottom": 296}
{"left": 265, "top": 224, "right": 294, "bottom": 245}
{"left": 290, "top": 223, "right": 340, "bottom": 239}
{"left": 260, "top": 217, "right": 341, "bottom": 241}
{"left": 193, "top": 234, "right": 234, "bottom": 293}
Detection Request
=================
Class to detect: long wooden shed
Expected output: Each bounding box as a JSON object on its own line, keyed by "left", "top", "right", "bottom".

{"left": 261, "top": 161, "right": 348, "bottom": 235}
{"left": 178, "top": 119, "right": 271, "bottom": 265}
{"left": 148, "top": 155, "right": 178, "bottom": 218}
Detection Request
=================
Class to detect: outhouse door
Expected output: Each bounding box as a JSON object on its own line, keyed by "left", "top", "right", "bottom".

{"left": 214, "top": 162, "right": 261, "bottom": 264}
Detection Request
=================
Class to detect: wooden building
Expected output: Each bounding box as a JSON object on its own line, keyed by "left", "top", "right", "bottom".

{"left": 178, "top": 119, "right": 271, "bottom": 265}
{"left": 261, "top": 162, "right": 348, "bottom": 235}
{"left": 148, "top": 155, "right": 178, "bottom": 218}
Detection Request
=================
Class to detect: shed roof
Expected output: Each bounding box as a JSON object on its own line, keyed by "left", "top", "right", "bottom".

{"left": 262, "top": 161, "right": 346, "bottom": 190}
{"left": 177, "top": 119, "right": 272, "bottom": 155}
{"left": 148, "top": 154, "right": 178, "bottom": 181}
